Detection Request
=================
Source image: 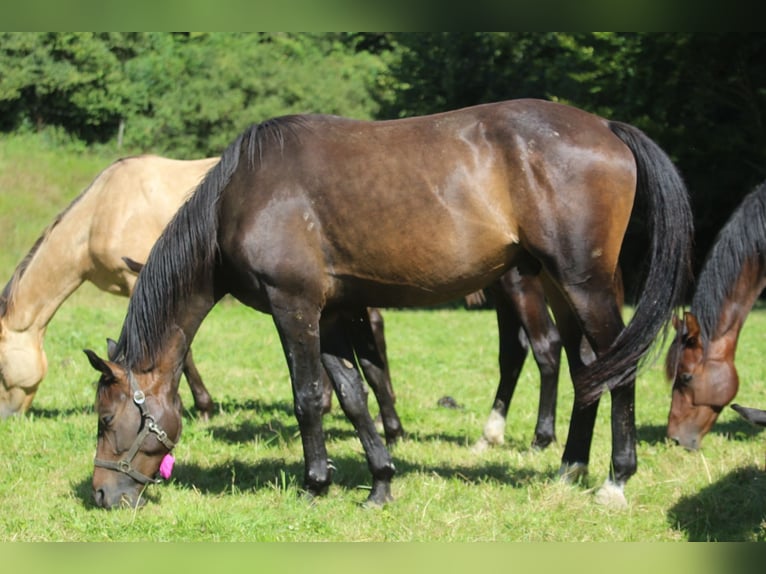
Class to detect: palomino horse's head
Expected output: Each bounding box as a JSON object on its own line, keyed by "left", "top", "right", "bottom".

{"left": 0, "top": 320, "right": 47, "bottom": 418}
{"left": 665, "top": 312, "right": 739, "bottom": 450}
{"left": 86, "top": 337, "right": 184, "bottom": 509}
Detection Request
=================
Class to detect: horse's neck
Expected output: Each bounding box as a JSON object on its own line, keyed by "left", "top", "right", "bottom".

{"left": 2, "top": 208, "right": 91, "bottom": 334}
{"left": 711, "top": 260, "right": 766, "bottom": 349}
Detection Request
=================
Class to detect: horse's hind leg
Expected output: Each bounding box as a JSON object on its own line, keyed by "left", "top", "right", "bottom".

{"left": 182, "top": 348, "right": 214, "bottom": 420}
{"left": 348, "top": 308, "right": 405, "bottom": 445}
{"left": 545, "top": 276, "right": 634, "bottom": 507}
{"left": 322, "top": 311, "right": 396, "bottom": 506}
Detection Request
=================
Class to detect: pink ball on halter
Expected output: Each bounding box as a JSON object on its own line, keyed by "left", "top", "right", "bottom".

{"left": 159, "top": 453, "right": 175, "bottom": 480}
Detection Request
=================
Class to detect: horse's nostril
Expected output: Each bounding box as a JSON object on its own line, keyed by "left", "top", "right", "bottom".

{"left": 93, "top": 488, "right": 106, "bottom": 508}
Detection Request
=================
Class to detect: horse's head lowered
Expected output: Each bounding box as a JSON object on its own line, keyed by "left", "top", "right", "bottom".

{"left": 0, "top": 323, "right": 47, "bottom": 418}
{"left": 665, "top": 312, "right": 739, "bottom": 450}
{"left": 86, "top": 337, "right": 184, "bottom": 509}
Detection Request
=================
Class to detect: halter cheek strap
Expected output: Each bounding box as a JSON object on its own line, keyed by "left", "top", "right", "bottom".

{"left": 94, "top": 372, "right": 176, "bottom": 485}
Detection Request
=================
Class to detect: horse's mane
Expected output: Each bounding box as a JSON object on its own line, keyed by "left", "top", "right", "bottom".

{"left": 0, "top": 159, "right": 132, "bottom": 318}
{"left": 113, "top": 115, "right": 310, "bottom": 369}
{"left": 690, "top": 180, "right": 766, "bottom": 344}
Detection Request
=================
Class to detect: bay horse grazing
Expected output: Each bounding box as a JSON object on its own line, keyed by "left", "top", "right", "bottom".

{"left": 666, "top": 181, "right": 766, "bottom": 450}
{"left": 0, "top": 156, "right": 218, "bottom": 419}
{"left": 86, "top": 99, "right": 693, "bottom": 509}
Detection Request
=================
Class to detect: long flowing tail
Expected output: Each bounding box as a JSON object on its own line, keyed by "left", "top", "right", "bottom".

{"left": 578, "top": 121, "right": 694, "bottom": 405}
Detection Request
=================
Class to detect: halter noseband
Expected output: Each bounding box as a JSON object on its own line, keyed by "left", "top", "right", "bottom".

{"left": 94, "top": 371, "right": 176, "bottom": 485}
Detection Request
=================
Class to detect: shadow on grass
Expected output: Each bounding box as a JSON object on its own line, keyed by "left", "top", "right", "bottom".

{"left": 636, "top": 417, "right": 764, "bottom": 447}
{"left": 72, "top": 447, "right": 557, "bottom": 508}
{"left": 167, "top": 452, "right": 551, "bottom": 497}
{"left": 28, "top": 405, "right": 93, "bottom": 419}
{"left": 668, "top": 465, "right": 766, "bottom": 541}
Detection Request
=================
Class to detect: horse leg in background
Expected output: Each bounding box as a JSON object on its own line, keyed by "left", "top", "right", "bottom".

{"left": 473, "top": 282, "right": 529, "bottom": 452}
{"left": 322, "top": 311, "right": 396, "bottom": 505}
{"left": 347, "top": 308, "right": 405, "bottom": 445}
{"left": 544, "top": 276, "right": 633, "bottom": 509}
{"left": 474, "top": 267, "right": 562, "bottom": 452}
{"left": 181, "top": 347, "right": 214, "bottom": 420}
{"left": 499, "top": 269, "right": 561, "bottom": 449}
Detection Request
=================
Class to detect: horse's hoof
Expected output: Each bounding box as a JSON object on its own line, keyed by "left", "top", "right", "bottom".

{"left": 558, "top": 462, "right": 588, "bottom": 483}
{"left": 480, "top": 411, "right": 506, "bottom": 447}
{"left": 594, "top": 480, "right": 628, "bottom": 509}
{"left": 531, "top": 435, "right": 555, "bottom": 450}
{"left": 364, "top": 480, "right": 393, "bottom": 508}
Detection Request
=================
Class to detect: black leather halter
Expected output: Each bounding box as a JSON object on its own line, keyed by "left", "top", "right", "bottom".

{"left": 94, "top": 371, "right": 176, "bottom": 485}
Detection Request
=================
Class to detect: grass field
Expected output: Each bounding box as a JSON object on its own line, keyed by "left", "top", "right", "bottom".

{"left": 1, "top": 134, "right": 765, "bottom": 542}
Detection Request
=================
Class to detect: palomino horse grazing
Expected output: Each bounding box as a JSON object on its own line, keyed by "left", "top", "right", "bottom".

{"left": 0, "top": 154, "right": 399, "bottom": 435}
{"left": 666, "top": 180, "right": 766, "bottom": 450}
{"left": 86, "top": 99, "right": 693, "bottom": 509}
{"left": 0, "top": 156, "right": 218, "bottom": 419}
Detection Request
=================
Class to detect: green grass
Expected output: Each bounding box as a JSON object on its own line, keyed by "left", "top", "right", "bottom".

{"left": 1, "top": 134, "right": 765, "bottom": 541}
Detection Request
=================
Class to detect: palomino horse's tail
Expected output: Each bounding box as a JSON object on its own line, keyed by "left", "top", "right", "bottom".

{"left": 578, "top": 121, "right": 694, "bottom": 405}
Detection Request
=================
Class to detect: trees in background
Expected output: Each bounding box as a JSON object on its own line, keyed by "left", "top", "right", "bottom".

{"left": 2, "top": 32, "right": 765, "bottom": 281}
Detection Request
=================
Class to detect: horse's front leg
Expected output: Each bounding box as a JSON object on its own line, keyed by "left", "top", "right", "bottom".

{"left": 270, "top": 301, "right": 332, "bottom": 498}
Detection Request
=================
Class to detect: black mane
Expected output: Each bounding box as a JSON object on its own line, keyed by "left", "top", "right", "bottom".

{"left": 690, "top": 180, "right": 766, "bottom": 344}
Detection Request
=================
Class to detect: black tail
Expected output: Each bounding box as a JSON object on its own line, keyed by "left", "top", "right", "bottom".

{"left": 578, "top": 121, "right": 694, "bottom": 405}
{"left": 732, "top": 404, "right": 766, "bottom": 427}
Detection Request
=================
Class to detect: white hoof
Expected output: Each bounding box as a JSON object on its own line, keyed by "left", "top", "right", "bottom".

{"left": 594, "top": 480, "right": 628, "bottom": 509}
{"left": 558, "top": 462, "right": 588, "bottom": 483}
{"left": 481, "top": 411, "right": 506, "bottom": 447}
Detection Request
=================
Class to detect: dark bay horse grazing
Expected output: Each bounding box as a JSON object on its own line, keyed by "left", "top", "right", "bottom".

{"left": 85, "top": 99, "right": 693, "bottom": 509}
{"left": 666, "top": 181, "right": 766, "bottom": 450}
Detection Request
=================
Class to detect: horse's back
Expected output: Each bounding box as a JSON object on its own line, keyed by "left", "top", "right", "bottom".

{"left": 218, "top": 100, "right": 637, "bottom": 308}
{"left": 85, "top": 155, "right": 219, "bottom": 294}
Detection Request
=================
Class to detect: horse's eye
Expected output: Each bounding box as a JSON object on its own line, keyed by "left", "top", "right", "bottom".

{"left": 99, "top": 414, "right": 114, "bottom": 430}
{"left": 679, "top": 373, "right": 693, "bottom": 385}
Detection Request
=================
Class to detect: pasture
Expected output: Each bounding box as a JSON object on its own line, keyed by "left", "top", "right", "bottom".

{"left": 1, "top": 134, "right": 765, "bottom": 541}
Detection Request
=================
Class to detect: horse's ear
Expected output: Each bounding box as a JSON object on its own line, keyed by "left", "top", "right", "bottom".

{"left": 682, "top": 312, "right": 701, "bottom": 347}
{"left": 84, "top": 349, "right": 116, "bottom": 380}
{"left": 122, "top": 256, "right": 144, "bottom": 274}
{"left": 106, "top": 338, "right": 118, "bottom": 360}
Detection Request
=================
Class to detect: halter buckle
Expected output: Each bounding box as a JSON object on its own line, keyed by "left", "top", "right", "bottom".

{"left": 133, "top": 390, "right": 146, "bottom": 405}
